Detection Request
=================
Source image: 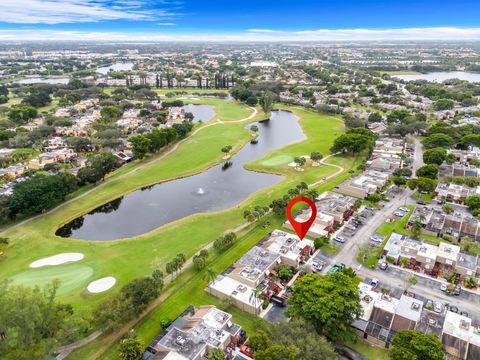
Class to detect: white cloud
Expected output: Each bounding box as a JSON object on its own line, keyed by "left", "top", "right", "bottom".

{"left": 0, "top": 0, "right": 177, "bottom": 24}
{"left": 244, "top": 27, "right": 480, "bottom": 41}
{"left": 0, "top": 27, "right": 480, "bottom": 41}
{"left": 157, "top": 22, "right": 176, "bottom": 26}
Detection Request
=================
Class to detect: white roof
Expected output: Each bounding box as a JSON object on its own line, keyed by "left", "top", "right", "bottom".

{"left": 417, "top": 243, "right": 438, "bottom": 260}
{"left": 208, "top": 275, "right": 262, "bottom": 310}
{"left": 438, "top": 242, "right": 460, "bottom": 261}
{"left": 443, "top": 311, "right": 480, "bottom": 347}
{"left": 163, "top": 351, "right": 189, "bottom": 360}
{"left": 395, "top": 294, "right": 423, "bottom": 322}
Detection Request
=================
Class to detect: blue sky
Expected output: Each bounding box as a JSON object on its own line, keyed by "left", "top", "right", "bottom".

{"left": 1, "top": 0, "right": 480, "bottom": 41}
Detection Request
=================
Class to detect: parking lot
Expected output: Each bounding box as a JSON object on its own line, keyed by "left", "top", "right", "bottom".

{"left": 362, "top": 266, "right": 480, "bottom": 323}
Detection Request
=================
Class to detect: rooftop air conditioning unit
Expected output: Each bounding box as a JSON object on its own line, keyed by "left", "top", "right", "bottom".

{"left": 176, "top": 336, "right": 186, "bottom": 346}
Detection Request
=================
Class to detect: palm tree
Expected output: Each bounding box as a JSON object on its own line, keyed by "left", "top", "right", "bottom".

{"left": 411, "top": 214, "right": 426, "bottom": 238}
{"left": 204, "top": 267, "right": 217, "bottom": 294}
{"left": 249, "top": 288, "right": 263, "bottom": 315}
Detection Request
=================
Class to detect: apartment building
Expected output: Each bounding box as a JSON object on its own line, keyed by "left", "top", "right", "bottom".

{"left": 354, "top": 283, "right": 480, "bottom": 359}
{"left": 142, "top": 306, "right": 242, "bottom": 360}
{"left": 383, "top": 233, "right": 480, "bottom": 278}
{"left": 208, "top": 230, "right": 314, "bottom": 314}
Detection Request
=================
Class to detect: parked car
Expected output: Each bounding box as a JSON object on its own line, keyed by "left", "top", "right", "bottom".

{"left": 449, "top": 306, "right": 459, "bottom": 313}
{"left": 370, "top": 278, "right": 379, "bottom": 288}
{"left": 334, "top": 235, "right": 346, "bottom": 243}
{"left": 440, "top": 283, "right": 448, "bottom": 292}
{"left": 453, "top": 285, "right": 461, "bottom": 296}
{"left": 460, "top": 311, "right": 469, "bottom": 317}
{"left": 417, "top": 201, "right": 427, "bottom": 205}
{"left": 311, "top": 261, "right": 324, "bottom": 273}
{"left": 425, "top": 299, "right": 434, "bottom": 309}
{"left": 393, "top": 211, "right": 405, "bottom": 217}
{"left": 378, "top": 261, "right": 388, "bottom": 270}
{"left": 433, "top": 302, "right": 444, "bottom": 314}
{"left": 399, "top": 207, "right": 409, "bottom": 213}
{"left": 327, "top": 262, "right": 345, "bottom": 274}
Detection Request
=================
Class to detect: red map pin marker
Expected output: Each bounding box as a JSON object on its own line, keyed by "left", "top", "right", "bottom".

{"left": 286, "top": 196, "right": 317, "bottom": 240}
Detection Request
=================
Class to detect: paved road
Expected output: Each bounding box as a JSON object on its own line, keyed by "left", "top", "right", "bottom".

{"left": 330, "top": 188, "right": 413, "bottom": 267}
{"left": 359, "top": 266, "right": 480, "bottom": 322}
{"left": 411, "top": 137, "right": 424, "bottom": 175}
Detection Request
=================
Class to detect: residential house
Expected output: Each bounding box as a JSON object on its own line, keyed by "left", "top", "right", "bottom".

{"left": 0, "top": 163, "right": 27, "bottom": 180}
{"left": 208, "top": 230, "right": 314, "bottom": 314}
{"left": 28, "top": 148, "right": 77, "bottom": 170}
{"left": 442, "top": 311, "right": 480, "bottom": 360}
{"left": 390, "top": 294, "right": 423, "bottom": 332}
{"left": 143, "top": 306, "right": 242, "bottom": 360}
{"left": 336, "top": 170, "right": 389, "bottom": 198}
{"left": 434, "top": 183, "right": 477, "bottom": 204}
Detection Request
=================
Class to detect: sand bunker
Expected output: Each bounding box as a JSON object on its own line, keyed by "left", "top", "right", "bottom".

{"left": 87, "top": 277, "right": 116, "bottom": 293}
{"left": 29, "top": 253, "right": 84, "bottom": 268}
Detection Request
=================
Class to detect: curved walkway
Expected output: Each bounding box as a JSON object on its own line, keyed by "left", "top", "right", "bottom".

{"left": 309, "top": 153, "right": 345, "bottom": 188}
{"left": 0, "top": 106, "right": 258, "bottom": 235}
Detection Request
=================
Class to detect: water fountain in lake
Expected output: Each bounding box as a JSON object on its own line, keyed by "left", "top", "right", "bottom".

{"left": 195, "top": 187, "right": 206, "bottom": 195}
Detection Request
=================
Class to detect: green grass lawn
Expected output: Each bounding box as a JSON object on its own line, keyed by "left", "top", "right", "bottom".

{"left": 0, "top": 100, "right": 361, "bottom": 359}
{"left": 10, "top": 264, "right": 94, "bottom": 295}
{"left": 67, "top": 161, "right": 361, "bottom": 360}
{"left": 178, "top": 97, "right": 254, "bottom": 122}
{"left": 346, "top": 338, "right": 390, "bottom": 360}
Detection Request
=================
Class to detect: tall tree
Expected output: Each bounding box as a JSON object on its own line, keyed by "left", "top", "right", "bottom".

{"left": 390, "top": 330, "right": 444, "bottom": 360}
{"left": 259, "top": 91, "right": 276, "bottom": 114}
{"left": 286, "top": 272, "right": 362, "bottom": 342}
{"left": 118, "top": 330, "right": 143, "bottom": 360}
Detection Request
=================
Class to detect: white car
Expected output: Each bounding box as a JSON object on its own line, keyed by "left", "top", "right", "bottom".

{"left": 440, "top": 283, "right": 448, "bottom": 292}
{"left": 370, "top": 278, "right": 379, "bottom": 288}
{"left": 334, "top": 235, "right": 346, "bottom": 243}
{"left": 434, "top": 302, "right": 444, "bottom": 314}
{"left": 311, "top": 261, "right": 324, "bottom": 273}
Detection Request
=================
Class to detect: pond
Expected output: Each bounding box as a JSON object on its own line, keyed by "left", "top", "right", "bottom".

{"left": 392, "top": 71, "right": 480, "bottom": 83}
{"left": 182, "top": 104, "right": 216, "bottom": 122}
{"left": 14, "top": 77, "right": 71, "bottom": 85}
{"left": 96, "top": 62, "right": 134, "bottom": 75}
{"left": 56, "top": 110, "right": 305, "bottom": 240}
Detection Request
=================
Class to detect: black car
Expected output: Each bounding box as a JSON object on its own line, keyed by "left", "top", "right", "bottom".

{"left": 460, "top": 311, "right": 469, "bottom": 317}
{"left": 449, "top": 306, "right": 459, "bottom": 313}
{"left": 416, "top": 201, "right": 427, "bottom": 205}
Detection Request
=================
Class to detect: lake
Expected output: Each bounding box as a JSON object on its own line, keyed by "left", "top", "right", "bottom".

{"left": 393, "top": 71, "right": 480, "bottom": 83}
{"left": 56, "top": 110, "right": 305, "bottom": 240}
{"left": 96, "top": 62, "right": 134, "bottom": 75}
{"left": 182, "top": 104, "right": 216, "bottom": 122}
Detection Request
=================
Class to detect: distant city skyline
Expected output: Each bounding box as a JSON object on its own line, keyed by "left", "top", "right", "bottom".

{"left": 1, "top": 0, "right": 480, "bottom": 41}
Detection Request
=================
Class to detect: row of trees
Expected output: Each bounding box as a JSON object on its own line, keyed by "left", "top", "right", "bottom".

{"left": 165, "top": 253, "right": 186, "bottom": 278}
{"left": 129, "top": 127, "right": 182, "bottom": 159}
{"left": 93, "top": 270, "right": 164, "bottom": 332}
{"left": 269, "top": 182, "right": 318, "bottom": 216}
{"left": 2, "top": 151, "right": 118, "bottom": 219}
{"left": 243, "top": 205, "right": 270, "bottom": 223}
{"left": 213, "top": 232, "right": 237, "bottom": 252}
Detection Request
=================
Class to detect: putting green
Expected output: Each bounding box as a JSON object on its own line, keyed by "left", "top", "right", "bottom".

{"left": 259, "top": 154, "right": 293, "bottom": 167}
{"left": 10, "top": 264, "right": 94, "bottom": 295}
